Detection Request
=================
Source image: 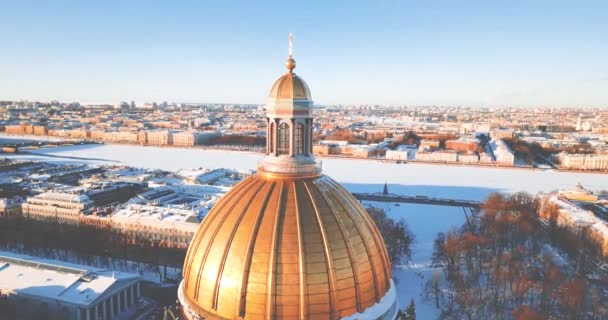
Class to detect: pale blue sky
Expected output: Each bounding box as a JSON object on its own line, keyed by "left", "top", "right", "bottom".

{"left": 1, "top": 0, "right": 607, "bottom": 107}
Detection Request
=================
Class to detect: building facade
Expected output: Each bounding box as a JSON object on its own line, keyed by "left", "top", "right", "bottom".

{"left": 21, "top": 191, "right": 93, "bottom": 224}
{"left": 559, "top": 153, "right": 608, "bottom": 171}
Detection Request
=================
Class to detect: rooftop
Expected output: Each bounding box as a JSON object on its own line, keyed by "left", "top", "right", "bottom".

{"left": 0, "top": 251, "right": 139, "bottom": 307}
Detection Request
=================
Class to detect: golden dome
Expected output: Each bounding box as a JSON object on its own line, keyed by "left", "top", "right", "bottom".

{"left": 180, "top": 173, "right": 393, "bottom": 320}
{"left": 268, "top": 59, "right": 312, "bottom": 100}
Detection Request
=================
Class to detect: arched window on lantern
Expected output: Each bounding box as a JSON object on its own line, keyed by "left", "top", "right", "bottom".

{"left": 295, "top": 123, "right": 305, "bottom": 155}
{"left": 278, "top": 122, "right": 290, "bottom": 155}
{"left": 308, "top": 123, "right": 313, "bottom": 154}
{"left": 269, "top": 122, "right": 275, "bottom": 154}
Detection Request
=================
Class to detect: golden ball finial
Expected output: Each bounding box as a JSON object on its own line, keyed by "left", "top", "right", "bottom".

{"left": 285, "top": 57, "right": 296, "bottom": 72}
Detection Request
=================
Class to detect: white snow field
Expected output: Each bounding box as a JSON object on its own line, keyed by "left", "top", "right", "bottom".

{"left": 8, "top": 144, "right": 607, "bottom": 200}
{"left": 364, "top": 201, "right": 466, "bottom": 319}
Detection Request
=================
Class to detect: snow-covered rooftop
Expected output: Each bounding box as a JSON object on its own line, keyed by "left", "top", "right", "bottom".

{"left": 112, "top": 204, "right": 201, "bottom": 231}
{"left": 550, "top": 195, "right": 597, "bottom": 226}
{"left": 0, "top": 251, "right": 139, "bottom": 307}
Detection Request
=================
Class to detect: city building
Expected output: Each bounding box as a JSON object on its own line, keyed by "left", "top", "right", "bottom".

{"left": 385, "top": 145, "right": 417, "bottom": 161}
{"left": 0, "top": 198, "right": 22, "bottom": 217}
{"left": 415, "top": 150, "right": 459, "bottom": 162}
{"left": 458, "top": 152, "right": 480, "bottom": 163}
{"left": 0, "top": 251, "right": 142, "bottom": 320}
{"left": 558, "top": 153, "right": 608, "bottom": 171}
{"left": 33, "top": 125, "right": 48, "bottom": 136}
{"left": 20, "top": 181, "right": 144, "bottom": 224}
{"left": 172, "top": 130, "right": 196, "bottom": 146}
{"left": 445, "top": 138, "right": 480, "bottom": 152}
{"left": 489, "top": 139, "right": 515, "bottom": 166}
{"left": 178, "top": 39, "right": 398, "bottom": 320}
{"left": 179, "top": 168, "right": 245, "bottom": 186}
{"left": 21, "top": 191, "right": 93, "bottom": 224}
{"left": 490, "top": 129, "right": 515, "bottom": 140}
{"left": 145, "top": 130, "right": 172, "bottom": 146}
{"left": 111, "top": 204, "right": 199, "bottom": 249}
{"left": 418, "top": 139, "right": 440, "bottom": 151}
{"left": 538, "top": 188, "right": 608, "bottom": 257}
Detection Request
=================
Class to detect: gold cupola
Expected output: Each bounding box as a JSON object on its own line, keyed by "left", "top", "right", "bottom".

{"left": 268, "top": 57, "right": 311, "bottom": 101}
{"left": 178, "top": 34, "right": 398, "bottom": 320}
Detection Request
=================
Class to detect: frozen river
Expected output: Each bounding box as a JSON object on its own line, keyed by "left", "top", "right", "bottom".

{"left": 6, "top": 143, "right": 607, "bottom": 201}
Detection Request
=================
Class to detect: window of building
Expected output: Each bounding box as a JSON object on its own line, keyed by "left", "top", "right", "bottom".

{"left": 295, "top": 123, "right": 305, "bottom": 155}
{"left": 278, "top": 123, "right": 290, "bottom": 155}
{"left": 308, "top": 125, "right": 313, "bottom": 154}
{"left": 269, "top": 122, "right": 275, "bottom": 154}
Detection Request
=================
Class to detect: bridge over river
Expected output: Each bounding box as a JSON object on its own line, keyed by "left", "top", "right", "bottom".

{"left": 352, "top": 193, "right": 482, "bottom": 208}
{"left": 0, "top": 138, "right": 100, "bottom": 153}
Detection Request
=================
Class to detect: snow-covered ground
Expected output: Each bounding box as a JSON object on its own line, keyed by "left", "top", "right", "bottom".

{"left": 363, "top": 201, "right": 466, "bottom": 319}
{"left": 5, "top": 144, "right": 607, "bottom": 201}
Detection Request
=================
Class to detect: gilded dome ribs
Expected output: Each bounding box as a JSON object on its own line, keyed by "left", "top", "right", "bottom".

{"left": 269, "top": 74, "right": 312, "bottom": 100}
{"left": 193, "top": 177, "right": 257, "bottom": 303}
{"left": 326, "top": 178, "right": 392, "bottom": 295}
{"left": 310, "top": 180, "right": 362, "bottom": 315}
{"left": 302, "top": 181, "right": 338, "bottom": 319}
{"left": 243, "top": 178, "right": 284, "bottom": 320}
{"left": 211, "top": 178, "right": 265, "bottom": 311}
{"left": 183, "top": 177, "right": 246, "bottom": 287}
{"left": 294, "top": 180, "right": 308, "bottom": 320}
{"left": 275, "top": 179, "right": 302, "bottom": 319}
{"left": 236, "top": 180, "right": 276, "bottom": 318}
{"left": 267, "top": 180, "right": 285, "bottom": 320}
{"left": 185, "top": 176, "right": 257, "bottom": 297}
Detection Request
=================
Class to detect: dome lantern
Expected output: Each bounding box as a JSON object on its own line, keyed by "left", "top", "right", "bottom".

{"left": 260, "top": 33, "right": 317, "bottom": 177}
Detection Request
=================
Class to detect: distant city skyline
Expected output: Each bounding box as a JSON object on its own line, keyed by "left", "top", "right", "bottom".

{"left": 1, "top": 0, "right": 607, "bottom": 107}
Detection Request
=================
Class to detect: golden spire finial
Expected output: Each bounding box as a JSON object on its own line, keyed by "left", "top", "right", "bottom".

{"left": 286, "top": 33, "right": 296, "bottom": 73}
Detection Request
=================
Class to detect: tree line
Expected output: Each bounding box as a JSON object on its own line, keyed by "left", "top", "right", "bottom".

{"left": 0, "top": 217, "right": 185, "bottom": 281}
{"left": 428, "top": 192, "right": 607, "bottom": 320}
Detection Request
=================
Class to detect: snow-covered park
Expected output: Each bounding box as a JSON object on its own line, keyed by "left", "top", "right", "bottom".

{"left": 363, "top": 202, "right": 466, "bottom": 319}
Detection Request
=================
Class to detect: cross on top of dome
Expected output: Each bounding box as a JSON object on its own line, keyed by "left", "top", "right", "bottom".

{"left": 286, "top": 33, "right": 296, "bottom": 73}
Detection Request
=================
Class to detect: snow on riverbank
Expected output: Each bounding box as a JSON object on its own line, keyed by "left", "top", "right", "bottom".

{"left": 6, "top": 144, "right": 607, "bottom": 201}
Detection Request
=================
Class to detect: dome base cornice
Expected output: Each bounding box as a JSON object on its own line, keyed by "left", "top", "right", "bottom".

{"left": 257, "top": 155, "right": 322, "bottom": 179}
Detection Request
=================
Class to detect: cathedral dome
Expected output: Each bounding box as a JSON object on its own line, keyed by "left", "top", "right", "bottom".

{"left": 179, "top": 173, "right": 395, "bottom": 320}
{"left": 179, "top": 34, "right": 397, "bottom": 320}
